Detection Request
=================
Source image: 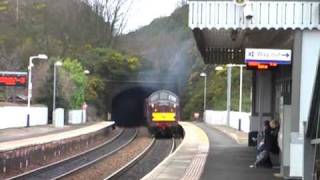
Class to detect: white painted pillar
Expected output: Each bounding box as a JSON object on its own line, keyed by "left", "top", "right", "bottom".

{"left": 292, "top": 30, "right": 320, "bottom": 179}
{"left": 299, "top": 31, "right": 320, "bottom": 133}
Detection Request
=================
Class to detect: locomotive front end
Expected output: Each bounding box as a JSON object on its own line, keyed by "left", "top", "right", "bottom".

{"left": 145, "top": 90, "right": 183, "bottom": 137}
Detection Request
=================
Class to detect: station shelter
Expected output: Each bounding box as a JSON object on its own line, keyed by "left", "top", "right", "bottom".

{"left": 187, "top": 0, "right": 320, "bottom": 179}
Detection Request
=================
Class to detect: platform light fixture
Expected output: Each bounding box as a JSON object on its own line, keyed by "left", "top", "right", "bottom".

{"left": 81, "top": 69, "right": 90, "bottom": 124}
{"left": 27, "top": 54, "right": 48, "bottom": 127}
{"left": 234, "top": 0, "right": 247, "bottom": 6}
{"left": 225, "top": 64, "right": 246, "bottom": 127}
{"left": 53, "top": 61, "right": 63, "bottom": 116}
{"left": 200, "top": 72, "right": 207, "bottom": 121}
{"left": 215, "top": 66, "right": 224, "bottom": 71}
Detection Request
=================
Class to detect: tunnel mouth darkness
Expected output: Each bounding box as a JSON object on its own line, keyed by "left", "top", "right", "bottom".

{"left": 111, "top": 87, "right": 155, "bottom": 127}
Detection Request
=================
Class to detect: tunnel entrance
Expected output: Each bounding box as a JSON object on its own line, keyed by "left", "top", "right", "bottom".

{"left": 111, "top": 87, "right": 155, "bottom": 127}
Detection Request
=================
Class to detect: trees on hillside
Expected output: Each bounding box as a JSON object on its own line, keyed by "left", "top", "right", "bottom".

{"left": 0, "top": 2, "right": 252, "bottom": 121}
{"left": 89, "top": 0, "right": 134, "bottom": 46}
{"left": 0, "top": 0, "right": 141, "bottom": 118}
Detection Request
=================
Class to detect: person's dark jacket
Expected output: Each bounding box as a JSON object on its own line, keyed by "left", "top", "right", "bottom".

{"left": 263, "top": 127, "right": 272, "bottom": 152}
{"left": 270, "top": 127, "right": 280, "bottom": 154}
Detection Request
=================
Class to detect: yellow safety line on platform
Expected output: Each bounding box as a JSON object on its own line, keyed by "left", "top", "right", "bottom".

{"left": 142, "top": 122, "right": 209, "bottom": 180}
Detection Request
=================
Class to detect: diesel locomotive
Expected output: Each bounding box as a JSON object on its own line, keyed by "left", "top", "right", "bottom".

{"left": 144, "top": 90, "right": 183, "bottom": 137}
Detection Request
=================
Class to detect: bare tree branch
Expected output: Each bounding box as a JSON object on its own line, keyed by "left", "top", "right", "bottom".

{"left": 89, "top": 0, "right": 134, "bottom": 46}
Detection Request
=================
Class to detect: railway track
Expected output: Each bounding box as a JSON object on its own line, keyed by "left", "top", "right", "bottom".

{"left": 106, "top": 137, "right": 182, "bottom": 180}
{"left": 10, "top": 128, "right": 137, "bottom": 180}
{"left": 173, "top": 137, "right": 182, "bottom": 152}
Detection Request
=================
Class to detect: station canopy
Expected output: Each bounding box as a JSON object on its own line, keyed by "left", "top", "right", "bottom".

{"left": 188, "top": 0, "right": 320, "bottom": 64}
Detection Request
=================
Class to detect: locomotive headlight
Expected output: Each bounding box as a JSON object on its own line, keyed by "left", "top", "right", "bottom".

{"left": 173, "top": 104, "right": 177, "bottom": 108}
{"left": 151, "top": 104, "right": 154, "bottom": 108}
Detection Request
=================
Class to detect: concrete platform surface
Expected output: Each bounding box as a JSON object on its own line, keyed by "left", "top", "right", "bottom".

{"left": 0, "top": 121, "right": 114, "bottom": 152}
{"left": 142, "top": 122, "right": 209, "bottom": 180}
{"left": 196, "top": 122, "right": 280, "bottom": 180}
{"left": 0, "top": 124, "right": 89, "bottom": 143}
{"left": 212, "top": 125, "right": 248, "bottom": 144}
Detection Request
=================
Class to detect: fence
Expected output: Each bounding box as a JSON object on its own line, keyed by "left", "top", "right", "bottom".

{"left": 204, "top": 110, "right": 251, "bottom": 133}
{"left": 68, "top": 110, "right": 86, "bottom": 124}
{"left": 0, "top": 106, "right": 48, "bottom": 129}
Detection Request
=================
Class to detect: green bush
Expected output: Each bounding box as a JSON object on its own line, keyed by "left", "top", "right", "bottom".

{"left": 62, "top": 58, "right": 88, "bottom": 109}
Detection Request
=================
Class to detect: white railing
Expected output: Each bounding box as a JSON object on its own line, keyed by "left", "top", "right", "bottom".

{"left": 204, "top": 110, "right": 251, "bottom": 133}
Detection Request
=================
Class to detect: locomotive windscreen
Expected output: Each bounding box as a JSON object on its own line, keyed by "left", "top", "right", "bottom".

{"left": 149, "top": 90, "right": 179, "bottom": 103}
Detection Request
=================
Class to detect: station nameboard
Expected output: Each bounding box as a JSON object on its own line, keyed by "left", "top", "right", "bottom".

{"left": 245, "top": 48, "right": 292, "bottom": 70}
{"left": 0, "top": 71, "right": 28, "bottom": 87}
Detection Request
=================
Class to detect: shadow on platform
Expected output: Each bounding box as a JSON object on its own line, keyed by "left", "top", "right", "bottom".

{"left": 196, "top": 122, "right": 280, "bottom": 180}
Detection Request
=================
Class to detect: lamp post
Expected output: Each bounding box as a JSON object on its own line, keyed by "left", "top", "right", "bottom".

{"left": 53, "top": 61, "right": 63, "bottom": 118}
{"left": 226, "top": 65, "right": 232, "bottom": 126}
{"left": 83, "top": 69, "right": 90, "bottom": 106}
{"left": 239, "top": 65, "right": 245, "bottom": 113}
{"left": 27, "top": 54, "right": 48, "bottom": 127}
{"left": 82, "top": 70, "right": 90, "bottom": 123}
{"left": 226, "top": 64, "right": 245, "bottom": 127}
{"left": 228, "top": 64, "right": 245, "bottom": 112}
{"left": 200, "top": 72, "right": 207, "bottom": 121}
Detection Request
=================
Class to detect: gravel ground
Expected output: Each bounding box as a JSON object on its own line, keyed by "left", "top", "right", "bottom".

{"left": 115, "top": 138, "right": 175, "bottom": 180}
{"left": 14, "top": 128, "right": 134, "bottom": 180}
{"left": 4, "top": 127, "right": 120, "bottom": 179}
{"left": 62, "top": 127, "right": 153, "bottom": 180}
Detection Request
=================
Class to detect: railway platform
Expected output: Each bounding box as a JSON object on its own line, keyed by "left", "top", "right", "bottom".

{"left": 0, "top": 121, "right": 114, "bottom": 151}
{"left": 143, "top": 122, "right": 280, "bottom": 180}
{"left": 142, "top": 122, "right": 210, "bottom": 180}
{"left": 197, "top": 122, "right": 280, "bottom": 180}
{"left": 0, "top": 121, "right": 116, "bottom": 178}
{"left": 0, "top": 123, "right": 94, "bottom": 143}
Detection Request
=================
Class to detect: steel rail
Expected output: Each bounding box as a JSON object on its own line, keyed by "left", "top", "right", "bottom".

{"left": 170, "top": 138, "right": 176, "bottom": 154}
{"left": 108, "top": 137, "right": 177, "bottom": 180}
{"left": 104, "top": 137, "right": 156, "bottom": 180}
{"left": 9, "top": 128, "right": 124, "bottom": 180}
{"left": 55, "top": 128, "right": 138, "bottom": 179}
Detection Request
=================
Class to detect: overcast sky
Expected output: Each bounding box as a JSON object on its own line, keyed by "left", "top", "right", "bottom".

{"left": 124, "top": 0, "right": 182, "bottom": 33}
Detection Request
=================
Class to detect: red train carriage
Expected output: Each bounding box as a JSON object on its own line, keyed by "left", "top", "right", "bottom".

{"left": 145, "top": 90, "right": 183, "bottom": 137}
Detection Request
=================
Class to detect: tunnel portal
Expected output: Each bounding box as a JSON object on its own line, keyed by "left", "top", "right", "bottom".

{"left": 111, "top": 87, "right": 156, "bottom": 127}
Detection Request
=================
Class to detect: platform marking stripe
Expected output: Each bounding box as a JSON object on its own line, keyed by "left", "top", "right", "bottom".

{"left": 182, "top": 149, "right": 209, "bottom": 180}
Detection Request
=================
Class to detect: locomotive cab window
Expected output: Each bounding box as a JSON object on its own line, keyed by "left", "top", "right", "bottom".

{"left": 160, "top": 92, "right": 169, "bottom": 100}
{"left": 150, "top": 94, "right": 159, "bottom": 102}
{"left": 168, "top": 95, "right": 177, "bottom": 102}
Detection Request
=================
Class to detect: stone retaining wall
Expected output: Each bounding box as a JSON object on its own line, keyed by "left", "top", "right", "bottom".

{"left": 0, "top": 126, "right": 115, "bottom": 178}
